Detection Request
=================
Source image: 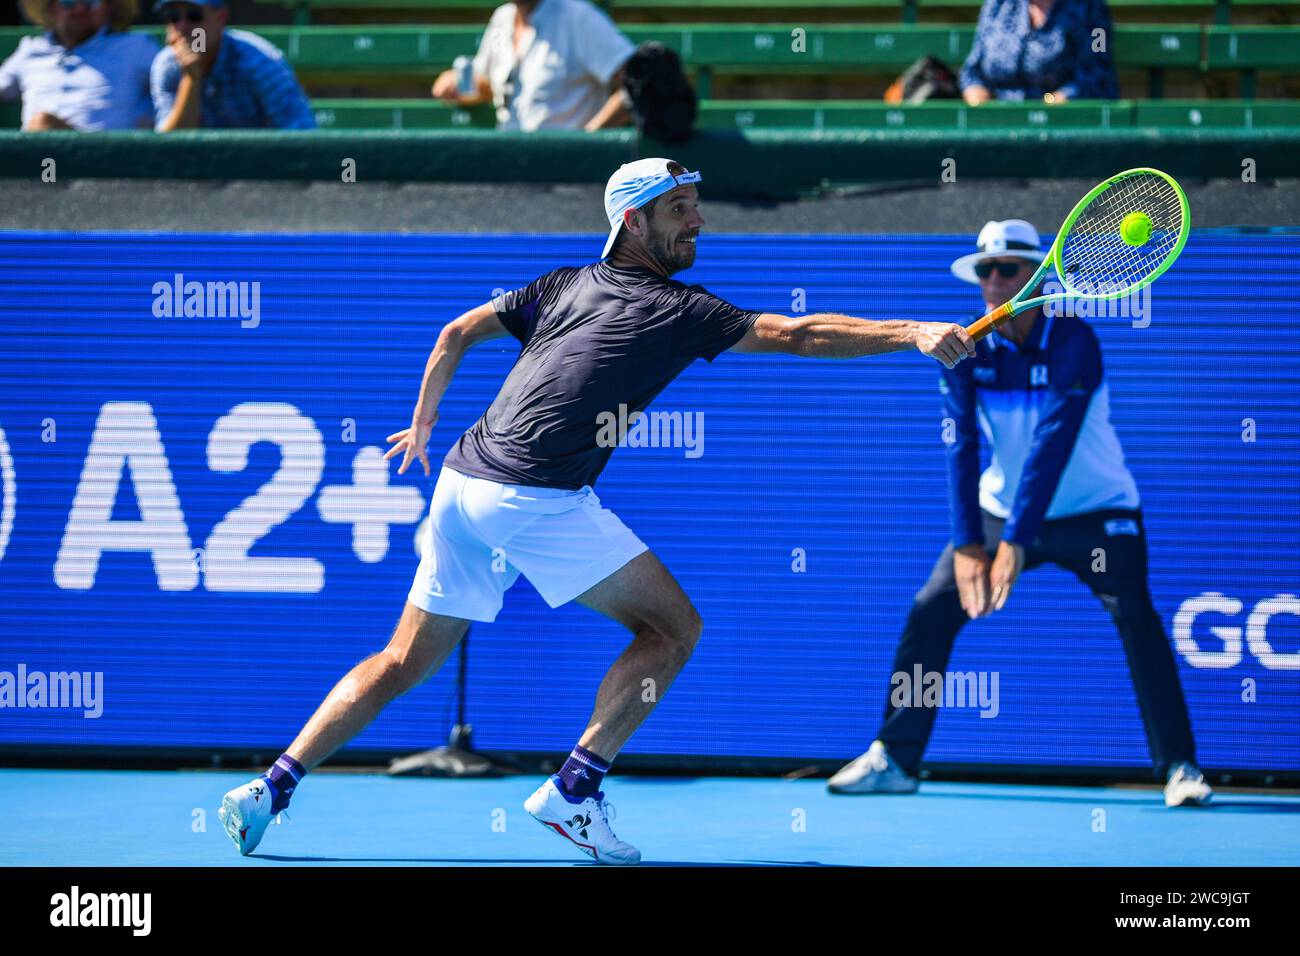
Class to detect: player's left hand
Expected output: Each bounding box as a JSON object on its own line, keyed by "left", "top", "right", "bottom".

{"left": 988, "top": 540, "right": 1025, "bottom": 613}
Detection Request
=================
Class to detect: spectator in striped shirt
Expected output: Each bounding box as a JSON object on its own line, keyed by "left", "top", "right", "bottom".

{"left": 960, "top": 0, "right": 1119, "bottom": 105}
{"left": 151, "top": 0, "right": 315, "bottom": 131}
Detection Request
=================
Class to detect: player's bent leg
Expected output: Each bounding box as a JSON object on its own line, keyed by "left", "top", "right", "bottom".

{"left": 572, "top": 549, "right": 703, "bottom": 758}
{"left": 286, "top": 601, "right": 471, "bottom": 769}
{"left": 219, "top": 602, "right": 470, "bottom": 855}
{"left": 523, "top": 551, "right": 701, "bottom": 865}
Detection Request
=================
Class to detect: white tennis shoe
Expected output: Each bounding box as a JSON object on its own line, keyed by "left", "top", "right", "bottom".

{"left": 219, "top": 778, "right": 279, "bottom": 855}
{"left": 827, "top": 740, "right": 919, "bottom": 794}
{"left": 1164, "top": 762, "right": 1213, "bottom": 807}
{"left": 524, "top": 777, "right": 641, "bottom": 865}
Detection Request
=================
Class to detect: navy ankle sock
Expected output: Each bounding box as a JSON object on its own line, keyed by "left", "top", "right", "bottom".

{"left": 262, "top": 754, "right": 305, "bottom": 814}
{"left": 556, "top": 744, "right": 611, "bottom": 801}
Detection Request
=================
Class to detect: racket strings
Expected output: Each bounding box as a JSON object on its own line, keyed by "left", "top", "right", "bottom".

{"left": 1065, "top": 179, "right": 1179, "bottom": 289}
{"left": 1059, "top": 173, "right": 1184, "bottom": 296}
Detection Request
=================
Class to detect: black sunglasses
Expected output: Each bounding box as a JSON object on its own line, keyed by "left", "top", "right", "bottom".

{"left": 974, "top": 261, "right": 1027, "bottom": 279}
{"left": 163, "top": 6, "right": 206, "bottom": 23}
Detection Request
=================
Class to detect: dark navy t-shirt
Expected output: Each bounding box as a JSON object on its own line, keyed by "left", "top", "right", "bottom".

{"left": 443, "top": 260, "right": 761, "bottom": 490}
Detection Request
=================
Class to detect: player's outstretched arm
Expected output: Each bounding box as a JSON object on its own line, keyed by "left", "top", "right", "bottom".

{"left": 731, "top": 313, "right": 975, "bottom": 368}
{"left": 385, "top": 302, "right": 511, "bottom": 476}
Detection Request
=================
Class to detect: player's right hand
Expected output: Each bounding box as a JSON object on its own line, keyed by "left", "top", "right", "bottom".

{"left": 954, "top": 543, "right": 993, "bottom": 618}
{"left": 915, "top": 322, "right": 976, "bottom": 369}
{"left": 384, "top": 411, "right": 439, "bottom": 476}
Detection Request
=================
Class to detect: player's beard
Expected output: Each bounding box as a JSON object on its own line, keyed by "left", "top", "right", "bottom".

{"left": 647, "top": 227, "right": 696, "bottom": 276}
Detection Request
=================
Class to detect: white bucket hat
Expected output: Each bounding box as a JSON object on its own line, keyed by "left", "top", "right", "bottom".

{"left": 601, "top": 157, "right": 702, "bottom": 259}
{"left": 951, "top": 219, "right": 1048, "bottom": 285}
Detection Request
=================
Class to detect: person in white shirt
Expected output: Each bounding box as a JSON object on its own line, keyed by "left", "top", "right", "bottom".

{"left": 431, "top": 0, "right": 634, "bottom": 132}
{"left": 3, "top": 0, "right": 156, "bottom": 130}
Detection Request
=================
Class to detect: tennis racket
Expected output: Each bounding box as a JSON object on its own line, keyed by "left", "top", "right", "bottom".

{"left": 965, "top": 167, "right": 1190, "bottom": 342}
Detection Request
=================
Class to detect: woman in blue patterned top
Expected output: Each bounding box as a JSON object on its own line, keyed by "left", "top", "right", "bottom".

{"left": 960, "top": 0, "right": 1119, "bottom": 105}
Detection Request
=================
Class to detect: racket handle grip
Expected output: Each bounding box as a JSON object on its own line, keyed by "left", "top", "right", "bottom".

{"left": 965, "top": 301, "right": 1016, "bottom": 342}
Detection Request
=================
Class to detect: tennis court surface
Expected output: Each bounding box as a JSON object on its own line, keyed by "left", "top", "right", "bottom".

{"left": 5, "top": 769, "right": 1297, "bottom": 867}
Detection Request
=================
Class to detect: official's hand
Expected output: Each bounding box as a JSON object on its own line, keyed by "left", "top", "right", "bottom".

{"left": 954, "top": 543, "right": 993, "bottom": 619}
{"left": 963, "top": 85, "right": 992, "bottom": 106}
{"left": 384, "top": 410, "right": 439, "bottom": 476}
{"left": 989, "top": 540, "right": 1025, "bottom": 612}
{"left": 915, "top": 322, "right": 976, "bottom": 369}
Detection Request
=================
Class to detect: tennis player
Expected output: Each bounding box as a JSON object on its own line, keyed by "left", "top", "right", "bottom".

{"left": 827, "top": 219, "right": 1212, "bottom": 808}
{"left": 218, "top": 158, "right": 976, "bottom": 863}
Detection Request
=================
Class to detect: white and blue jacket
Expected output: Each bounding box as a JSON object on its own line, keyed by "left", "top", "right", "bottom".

{"left": 940, "top": 309, "right": 1140, "bottom": 549}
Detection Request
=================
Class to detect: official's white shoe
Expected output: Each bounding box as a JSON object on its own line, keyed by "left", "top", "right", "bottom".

{"left": 828, "top": 740, "right": 919, "bottom": 794}
{"left": 218, "top": 779, "right": 278, "bottom": 855}
{"left": 524, "top": 777, "right": 641, "bottom": 865}
{"left": 1164, "top": 762, "right": 1213, "bottom": 807}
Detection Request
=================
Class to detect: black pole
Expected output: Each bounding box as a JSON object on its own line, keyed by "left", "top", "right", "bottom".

{"left": 455, "top": 626, "right": 468, "bottom": 731}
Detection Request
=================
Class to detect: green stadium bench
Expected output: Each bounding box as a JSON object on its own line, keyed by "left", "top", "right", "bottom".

{"left": 6, "top": 87, "right": 1294, "bottom": 131}
{"left": 1113, "top": 25, "right": 1203, "bottom": 96}
{"left": 620, "top": 24, "right": 972, "bottom": 96}
{"left": 310, "top": 97, "right": 1141, "bottom": 129}
{"left": 305, "top": 96, "right": 1299, "bottom": 131}
{"left": 0, "top": 24, "right": 1252, "bottom": 101}
{"left": 255, "top": 26, "right": 482, "bottom": 70}
{"left": 702, "top": 99, "right": 1141, "bottom": 129}
{"left": 1133, "top": 98, "right": 1300, "bottom": 126}
{"left": 253, "top": 1, "right": 909, "bottom": 30}
{"left": 1205, "top": 26, "right": 1300, "bottom": 98}
{"left": 255, "top": 0, "right": 512, "bottom": 28}
{"left": 250, "top": 0, "right": 1299, "bottom": 27}
{"left": 312, "top": 97, "right": 495, "bottom": 127}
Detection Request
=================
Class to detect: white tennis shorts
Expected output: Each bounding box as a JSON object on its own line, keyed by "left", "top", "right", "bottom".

{"left": 407, "top": 466, "right": 649, "bottom": 622}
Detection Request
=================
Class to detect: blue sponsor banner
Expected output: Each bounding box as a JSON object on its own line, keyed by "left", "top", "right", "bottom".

{"left": 0, "top": 230, "right": 1297, "bottom": 770}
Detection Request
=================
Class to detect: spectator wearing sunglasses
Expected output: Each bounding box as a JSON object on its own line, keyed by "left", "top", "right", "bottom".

{"left": 960, "top": 0, "right": 1119, "bottom": 105}
{"left": 151, "top": 0, "right": 314, "bottom": 131}
{"left": 2, "top": 0, "right": 157, "bottom": 130}
{"left": 827, "top": 219, "right": 1211, "bottom": 810}
{"left": 431, "top": 0, "right": 635, "bottom": 132}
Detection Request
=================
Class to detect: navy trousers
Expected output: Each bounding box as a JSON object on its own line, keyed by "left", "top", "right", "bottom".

{"left": 877, "top": 507, "right": 1197, "bottom": 778}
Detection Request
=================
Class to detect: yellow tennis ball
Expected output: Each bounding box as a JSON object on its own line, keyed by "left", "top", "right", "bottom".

{"left": 1121, "top": 211, "right": 1153, "bottom": 247}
